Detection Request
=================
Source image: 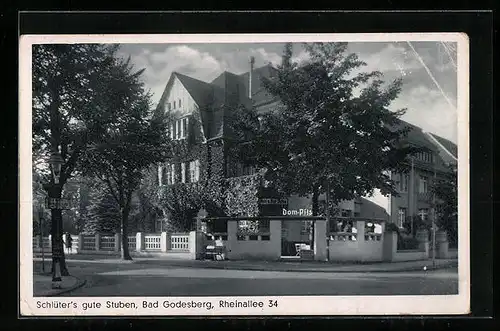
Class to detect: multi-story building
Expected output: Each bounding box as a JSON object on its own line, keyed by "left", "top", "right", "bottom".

{"left": 384, "top": 122, "right": 458, "bottom": 230}
{"left": 155, "top": 59, "right": 457, "bottom": 251}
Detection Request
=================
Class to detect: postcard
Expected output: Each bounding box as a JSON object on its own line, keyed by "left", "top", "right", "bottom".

{"left": 19, "top": 32, "right": 469, "bottom": 316}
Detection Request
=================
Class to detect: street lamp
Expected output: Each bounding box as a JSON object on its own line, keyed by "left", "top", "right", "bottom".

{"left": 49, "top": 151, "right": 64, "bottom": 185}
{"left": 46, "top": 150, "right": 65, "bottom": 289}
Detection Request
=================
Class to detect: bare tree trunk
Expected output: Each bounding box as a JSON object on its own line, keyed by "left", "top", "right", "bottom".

{"left": 311, "top": 186, "right": 319, "bottom": 246}
{"left": 47, "top": 184, "right": 70, "bottom": 276}
{"left": 121, "top": 206, "right": 132, "bottom": 260}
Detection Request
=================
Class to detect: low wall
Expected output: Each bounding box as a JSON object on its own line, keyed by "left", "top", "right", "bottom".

{"left": 383, "top": 231, "right": 430, "bottom": 262}
{"left": 225, "top": 220, "right": 281, "bottom": 261}
{"left": 327, "top": 220, "right": 384, "bottom": 262}
{"left": 448, "top": 248, "right": 458, "bottom": 259}
{"left": 393, "top": 249, "right": 428, "bottom": 262}
{"left": 227, "top": 239, "right": 280, "bottom": 260}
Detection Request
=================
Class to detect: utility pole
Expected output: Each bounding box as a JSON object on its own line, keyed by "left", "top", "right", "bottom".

{"left": 325, "top": 181, "right": 330, "bottom": 261}
{"left": 432, "top": 159, "right": 437, "bottom": 268}
{"left": 410, "top": 157, "right": 415, "bottom": 236}
{"left": 38, "top": 206, "right": 45, "bottom": 273}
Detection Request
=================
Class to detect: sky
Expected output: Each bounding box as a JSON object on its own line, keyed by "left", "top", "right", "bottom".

{"left": 117, "top": 41, "right": 458, "bottom": 143}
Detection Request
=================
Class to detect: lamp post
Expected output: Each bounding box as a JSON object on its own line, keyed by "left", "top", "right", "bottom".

{"left": 38, "top": 206, "right": 45, "bottom": 273}
{"left": 44, "top": 150, "right": 65, "bottom": 289}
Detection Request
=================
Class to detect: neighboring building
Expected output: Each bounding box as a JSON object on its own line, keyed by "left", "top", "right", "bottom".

{"left": 155, "top": 58, "right": 457, "bottom": 245}
{"left": 385, "top": 122, "right": 457, "bottom": 229}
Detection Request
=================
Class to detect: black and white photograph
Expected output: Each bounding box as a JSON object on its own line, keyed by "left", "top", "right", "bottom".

{"left": 19, "top": 33, "right": 469, "bottom": 316}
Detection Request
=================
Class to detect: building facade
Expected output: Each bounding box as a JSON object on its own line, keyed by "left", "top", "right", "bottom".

{"left": 155, "top": 60, "right": 457, "bottom": 254}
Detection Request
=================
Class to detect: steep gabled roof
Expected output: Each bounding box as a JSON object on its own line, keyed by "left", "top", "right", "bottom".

{"left": 355, "top": 197, "right": 390, "bottom": 220}
{"left": 174, "top": 72, "right": 214, "bottom": 108}
{"left": 425, "top": 132, "right": 458, "bottom": 165}
{"left": 239, "top": 63, "right": 278, "bottom": 107}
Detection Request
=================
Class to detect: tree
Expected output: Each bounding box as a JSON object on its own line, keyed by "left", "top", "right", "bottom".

{"left": 33, "top": 44, "right": 129, "bottom": 275}
{"left": 81, "top": 55, "right": 171, "bottom": 260}
{"left": 233, "top": 42, "right": 418, "bottom": 216}
{"left": 432, "top": 164, "right": 458, "bottom": 246}
{"left": 82, "top": 185, "right": 121, "bottom": 234}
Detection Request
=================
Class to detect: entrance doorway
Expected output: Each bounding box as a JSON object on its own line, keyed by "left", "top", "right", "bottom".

{"left": 280, "top": 220, "right": 313, "bottom": 259}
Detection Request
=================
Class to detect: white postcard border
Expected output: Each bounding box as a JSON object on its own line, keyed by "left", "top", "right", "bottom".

{"left": 19, "top": 32, "right": 470, "bottom": 316}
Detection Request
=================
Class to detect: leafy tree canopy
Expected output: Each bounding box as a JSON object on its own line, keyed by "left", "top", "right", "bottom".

{"left": 231, "top": 42, "right": 418, "bottom": 213}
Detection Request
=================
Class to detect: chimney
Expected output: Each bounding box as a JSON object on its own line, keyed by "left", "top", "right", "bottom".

{"left": 249, "top": 56, "right": 255, "bottom": 99}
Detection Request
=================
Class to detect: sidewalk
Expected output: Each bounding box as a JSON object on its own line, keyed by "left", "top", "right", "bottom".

{"left": 34, "top": 254, "right": 458, "bottom": 273}
{"left": 33, "top": 272, "right": 86, "bottom": 297}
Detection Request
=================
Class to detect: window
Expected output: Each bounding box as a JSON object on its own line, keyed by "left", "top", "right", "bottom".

{"left": 181, "top": 117, "right": 189, "bottom": 139}
{"left": 176, "top": 120, "right": 181, "bottom": 140}
{"left": 301, "top": 221, "right": 312, "bottom": 235}
{"left": 173, "top": 101, "right": 176, "bottom": 109}
{"left": 158, "top": 165, "right": 163, "bottom": 186}
{"left": 399, "top": 173, "right": 408, "bottom": 192}
{"left": 189, "top": 160, "right": 200, "bottom": 183}
{"left": 181, "top": 162, "right": 186, "bottom": 183}
{"left": 418, "top": 208, "right": 429, "bottom": 221}
{"left": 168, "top": 102, "right": 171, "bottom": 111}
{"left": 341, "top": 209, "right": 352, "bottom": 217}
{"left": 169, "top": 117, "right": 189, "bottom": 140}
{"left": 238, "top": 220, "right": 269, "bottom": 235}
{"left": 178, "top": 99, "right": 181, "bottom": 108}
{"left": 171, "top": 164, "right": 176, "bottom": 184}
{"left": 419, "top": 176, "right": 428, "bottom": 193}
{"left": 398, "top": 208, "right": 407, "bottom": 228}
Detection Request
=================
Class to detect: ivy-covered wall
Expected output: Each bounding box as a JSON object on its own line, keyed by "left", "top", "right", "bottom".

{"left": 224, "top": 173, "right": 262, "bottom": 217}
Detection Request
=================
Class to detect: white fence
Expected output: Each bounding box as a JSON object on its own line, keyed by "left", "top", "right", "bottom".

{"left": 33, "top": 232, "right": 195, "bottom": 256}
{"left": 170, "top": 233, "right": 190, "bottom": 251}
{"left": 144, "top": 234, "right": 161, "bottom": 251}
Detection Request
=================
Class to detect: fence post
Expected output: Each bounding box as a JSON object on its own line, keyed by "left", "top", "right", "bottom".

{"left": 95, "top": 233, "right": 100, "bottom": 251}
{"left": 77, "top": 234, "right": 83, "bottom": 252}
{"left": 160, "top": 232, "right": 167, "bottom": 252}
{"left": 136, "top": 232, "right": 143, "bottom": 252}
{"left": 436, "top": 230, "right": 449, "bottom": 259}
{"left": 188, "top": 231, "right": 197, "bottom": 260}
{"left": 313, "top": 220, "right": 327, "bottom": 261}
{"left": 114, "top": 233, "right": 121, "bottom": 252}
{"left": 416, "top": 229, "right": 430, "bottom": 257}
{"left": 383, "top": 231, "right": 397, "bottom": 262}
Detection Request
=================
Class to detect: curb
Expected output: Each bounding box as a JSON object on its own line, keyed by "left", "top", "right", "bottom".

{"left": 45, "top": 276, "right": 87, "bottom": 297}
{"left": 133, "top": 260, "right": 458, "bottom": 273}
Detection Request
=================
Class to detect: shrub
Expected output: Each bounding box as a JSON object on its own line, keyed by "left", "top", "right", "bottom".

{"left": 385, "top": 222, "right": 400, "bottom": 233}
{"left": 397, "top": 235, "right": 420, "bottom": 250}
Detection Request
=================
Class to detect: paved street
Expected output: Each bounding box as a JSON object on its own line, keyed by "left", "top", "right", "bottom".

{"left": 34, "top": 260, "right": 459, "bottom": 297}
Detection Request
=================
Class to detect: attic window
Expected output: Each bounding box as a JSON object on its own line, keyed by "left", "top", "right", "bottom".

{"left": 173, "top": 101, "right": 176, "bottom": 109}
{"left": 179, "top": 99, "right": 182, "bottom": 108}
{"left": 168, "top": 102, "right": 171, "bottom": 111}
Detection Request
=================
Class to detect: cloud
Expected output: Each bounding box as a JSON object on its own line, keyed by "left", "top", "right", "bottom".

{"left": 354, "top": 43, "right": 425, "bottom": 77}
{"left": 118, "top": 45, "right": 225, "bottom": 106}
{"left": 391, "top": 84, "right": 457, "bottom": 143}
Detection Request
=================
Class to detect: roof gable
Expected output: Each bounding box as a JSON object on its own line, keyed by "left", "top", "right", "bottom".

{"left": 174, "top": 72, "right": 214, "bottom": 108}
{"left": 425, "top": 132, "right": 458, "bottom": 165}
